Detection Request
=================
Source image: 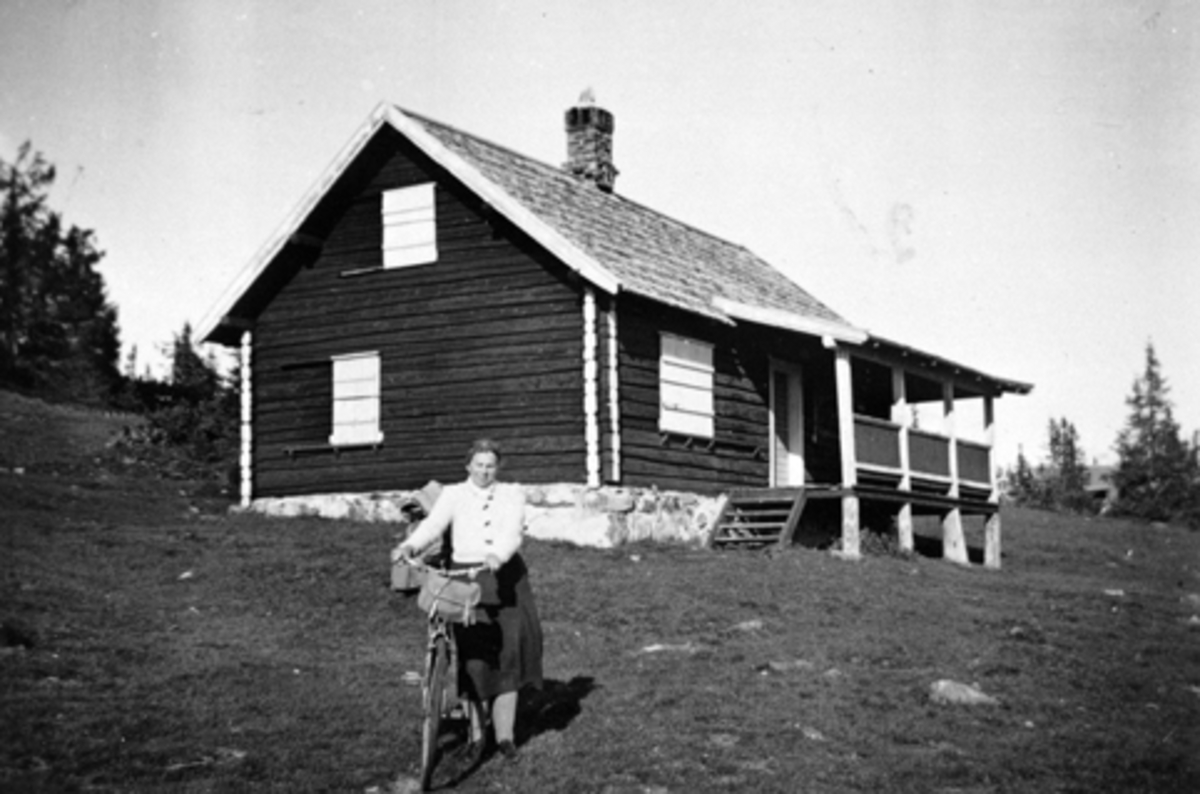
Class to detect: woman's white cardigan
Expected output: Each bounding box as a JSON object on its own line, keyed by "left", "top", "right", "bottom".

{"left": 400, "top": 481, "right": 525, "bottom": 565}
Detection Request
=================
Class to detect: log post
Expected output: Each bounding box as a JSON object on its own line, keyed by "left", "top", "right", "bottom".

{"left": 583, "top": 288, "right": 600, "bottom": 488}
{"left": 941, "top": 382, "right": 968, "bottom": 564}
{"left": 985, "top": 512, "right": 1002, "bottom": 569}
{"left": 944, "top": 381, "right": 959, "bottom": 499}
{"left": 607, "top": 301, "right": 621, "bottom": 484}
{"left": 891, "top": 366, "right": 913, "bottom": 554}
{"left": 942, "top": 508, "right": 967, "bottom": 564}
{"left": 984, "top": 395, "right": 1001, "bottom": 568}
{"left": 239, "top": 330, "right": 253, "bottom": 508}
{"left": 834, "top": 346, "right": 860, "bottom": 558}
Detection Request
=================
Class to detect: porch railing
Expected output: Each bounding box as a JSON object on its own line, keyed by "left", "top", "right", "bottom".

{"left": 956, "top": 439, "right": 991, "bottom": 486}
{"left": 853, "top": 415, "right": 901, "bottom": 469}
{"left": 852, "top": 415, "right": 991, "bottom": 495}
{"left": 908, "top": 428, "right": 950, "bottom": 478}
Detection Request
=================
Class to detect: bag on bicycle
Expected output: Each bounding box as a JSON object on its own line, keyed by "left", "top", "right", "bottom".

{"left": 417, "top": 572, "right": 482, "bottom": 625}
{"left": 391, "top": 562, "right": 425, "bottom": 592}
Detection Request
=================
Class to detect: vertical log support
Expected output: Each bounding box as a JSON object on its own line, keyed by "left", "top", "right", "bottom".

{"left": 944, "top": 382, "right": 959, "bottom": 499}
{"left": 891, "top": 367, "right": 913, "bottom": 554}
{"left": 834, "top": 346, "right": 860, "bottom": 558}
{"left": 607, "top": 301, "right": 621, "bottom": 484}
{"left": 239, "top": 330, "right": 253, "bottom": 508}
{"left": 583, "top": 288, "right": 601, "bottom": 488}
{"left": 984, "top": 395, "right": 1001, "bottom": 568}
{"left": 941, "top": 381, "right": 968, "bottom": 564}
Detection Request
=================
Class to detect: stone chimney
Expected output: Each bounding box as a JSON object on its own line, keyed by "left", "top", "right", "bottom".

{"left": 564, "top": 89, "right": 617, "bottom": 193}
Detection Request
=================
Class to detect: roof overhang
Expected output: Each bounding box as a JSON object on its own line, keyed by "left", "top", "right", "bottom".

{"left": 712, "top": 296, "right": 869, "bottom": 344}
{"left": 198, "top": 103, "right": 621, "bottom": 346}
{"left": 859, "top": 334, "right": 1033, "bottom": 396}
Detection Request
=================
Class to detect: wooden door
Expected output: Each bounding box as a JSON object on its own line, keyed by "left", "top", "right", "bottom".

{"left": 770, "top": 362, "right": 805, "bottom": 487}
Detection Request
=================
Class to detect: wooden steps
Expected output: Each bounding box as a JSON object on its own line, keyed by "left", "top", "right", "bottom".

{"left": 709, "top": 488, "right": 808, "bottom": 549}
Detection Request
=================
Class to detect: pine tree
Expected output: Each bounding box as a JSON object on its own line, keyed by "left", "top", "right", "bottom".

{"left": 1047, "top": 417, "right": 1091, "bottom": 512}
{"left": 1112, "top": 343, "right": 1200, "bottom": 527}
{"left": 0, "top": 142, "right": 121, "bottom": 400}
{"left": 1005, "top": 421, "right": 1094, "bottom": 513}
{"left": 170, "top": 323, "right": 220, "bottom": 402}
{"left": 1009, "top": 446, "right": 1036, "bottom": 503}
{"left": 148, "top": 322, "right": 239, "bottom": 464}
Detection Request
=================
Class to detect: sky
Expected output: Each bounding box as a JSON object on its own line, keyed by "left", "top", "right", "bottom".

{"left": 1, "top": 0, "right": 1197, "bottom": 468}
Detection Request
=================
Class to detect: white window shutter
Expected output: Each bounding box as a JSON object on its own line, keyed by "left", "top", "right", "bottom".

{"left": 381, "top": 183, "right": 437, "bottom": 269}
{"left": 329, "top": 352, "right": 383, "bottom": 446}
{"left": 659, "top": 334, "right": 714, "bottom": 438}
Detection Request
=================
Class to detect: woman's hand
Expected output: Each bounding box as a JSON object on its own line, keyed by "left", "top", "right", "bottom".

{"left": 484, "top": 554, "right": 502, "bottom": 572}
{"left": 391, "top": 544, "right": 415, "bottom": 564}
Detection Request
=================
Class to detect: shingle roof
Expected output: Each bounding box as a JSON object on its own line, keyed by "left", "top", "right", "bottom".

{"left": 199, "top": 103, "right": 866, "bottom": 345}
{"left": 405, "top": 107, "right": 856, "bottom": 330}
{"left": 197, "top": 103, "right": 1030, "bottom": 394}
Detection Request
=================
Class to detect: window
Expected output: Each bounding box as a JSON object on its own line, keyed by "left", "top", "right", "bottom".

{"left": 382, "top": 183, "right": 436, "bottom": 268}
{"left": 329, "top": 352, "right": 383, "bottom": 446}
{"left": 659, "top": 333, "right": 714, "bottom": 438}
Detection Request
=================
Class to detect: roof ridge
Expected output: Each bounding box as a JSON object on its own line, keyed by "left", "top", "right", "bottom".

{"left": 396, "top": 103, "right": 758, "bottom": 257}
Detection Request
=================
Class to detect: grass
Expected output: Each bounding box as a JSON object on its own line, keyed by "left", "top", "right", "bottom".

{"left": 2, "top": 391, "right": 1199, "bottom": 792}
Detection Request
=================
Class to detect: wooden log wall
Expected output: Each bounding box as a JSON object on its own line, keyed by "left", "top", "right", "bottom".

{"left": 251, "top": 132, "right": 586, "bottom": 496}
{"left": 616, "top": 300, "right": 764, "bottom": 493}
{"left": 614, "top": 299, "right": 846, "bottom": 493}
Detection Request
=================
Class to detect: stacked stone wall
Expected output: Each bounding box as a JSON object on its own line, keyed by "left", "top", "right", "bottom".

{"left": 246, "top": 484, "right": 725, "bottom": 549}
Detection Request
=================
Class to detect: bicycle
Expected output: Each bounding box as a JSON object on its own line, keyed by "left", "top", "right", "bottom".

{"left": 394, "top": 556, "right": 488, "bottom": 792}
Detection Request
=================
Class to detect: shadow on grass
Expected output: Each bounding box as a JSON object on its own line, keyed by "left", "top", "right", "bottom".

{"left": 516, "top": 675, "right": 597, "bottom": 745}
{"left": 427, "top": 677, "right": 596, "bottom": 790}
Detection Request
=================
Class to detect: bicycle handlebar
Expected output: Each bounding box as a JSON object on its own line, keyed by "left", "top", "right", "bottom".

{"left": 393, "top": 556, "right": 488, "bottom": 579}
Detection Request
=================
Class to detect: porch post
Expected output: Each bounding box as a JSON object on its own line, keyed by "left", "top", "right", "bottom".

{"left": 239, "top": 330, "right": 253, "bottom": 509}
{"left": 984, "top": 394, "right": 1001, "bottom": 568}
{"left": 941, "top": 381, "right": 968, "bottom": 564}
{"left": 891, "top": 367, "right": 913, "bottom": 554}
{"left": 834, "top": 346, "right": 860, "bottom": 558}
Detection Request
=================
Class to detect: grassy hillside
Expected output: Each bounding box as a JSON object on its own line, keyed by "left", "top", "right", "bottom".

{"left": 2, "top": 392, "right": 1198, "bottom": 792}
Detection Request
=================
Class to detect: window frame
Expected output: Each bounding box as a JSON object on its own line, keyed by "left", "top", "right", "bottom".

{"left": 328, "top": 351, "right": 384, "bottom": 447}
{"left": 658, "top": 333, "right": 715, "bottom": 439}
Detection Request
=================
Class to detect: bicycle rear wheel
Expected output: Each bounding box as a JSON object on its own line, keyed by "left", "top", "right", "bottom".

{"left": 419, "top": 634, "right": 450, "bottom": 791}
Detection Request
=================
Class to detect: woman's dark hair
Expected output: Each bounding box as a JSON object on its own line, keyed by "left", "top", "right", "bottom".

{"left": 465, "top": 438, "right": 503, "bottom": 465}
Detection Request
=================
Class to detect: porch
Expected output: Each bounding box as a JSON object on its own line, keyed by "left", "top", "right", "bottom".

{"left": 709, "top": 481, "right": 1001, "bottom": 568}
{"left": 711, "top": 336, "right": 1028, "bottom": 569}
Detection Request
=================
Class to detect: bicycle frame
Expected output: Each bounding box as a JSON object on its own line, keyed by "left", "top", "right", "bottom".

{"left": 395, "top": 557, "right": 487, "bottom": 790}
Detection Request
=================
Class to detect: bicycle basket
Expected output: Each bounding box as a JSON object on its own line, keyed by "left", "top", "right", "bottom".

{"left": 417, "top": 572, "right": 481, "bottom": 625}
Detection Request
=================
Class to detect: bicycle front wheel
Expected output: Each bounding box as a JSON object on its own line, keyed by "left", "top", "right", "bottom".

{"left": 419, "top": 633, "right": 450, "bottom": 791}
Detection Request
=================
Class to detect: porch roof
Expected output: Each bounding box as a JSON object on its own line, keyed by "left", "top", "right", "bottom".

{"left": 861, "top": 334, "right": 1033, "bottom": 398}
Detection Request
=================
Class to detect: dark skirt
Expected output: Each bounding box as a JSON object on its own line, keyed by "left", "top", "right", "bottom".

{"left": 452, "top": 553, "right": 543, "bottom": 701}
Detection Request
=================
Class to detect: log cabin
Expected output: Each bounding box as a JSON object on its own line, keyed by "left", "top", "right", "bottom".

{"left": 198, "top": 96, "right": 1031, "bottom": 565}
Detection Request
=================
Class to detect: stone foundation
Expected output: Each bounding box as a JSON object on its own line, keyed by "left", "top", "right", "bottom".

{"left": 246, "top": 484, "right": 727, "bottom": 549}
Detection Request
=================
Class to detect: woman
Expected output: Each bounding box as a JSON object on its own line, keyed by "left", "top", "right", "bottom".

{"left": 393, "top": 439, "right": 543, "bottom": 763}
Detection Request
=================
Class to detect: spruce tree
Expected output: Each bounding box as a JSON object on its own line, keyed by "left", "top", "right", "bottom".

{"left": 1009, "top": 446, "right": 1036, "bottom": 504}
{"left": 1112, "top": 343, "right": 1199, "bottom": 526}
{"left": 1047, "top": 417, "right": 1091, "bottom": 512}
{"left": 148, "top": 322, "right": 239, "bottom": 464}
{"left": 0, "top": 142, "right": 121, "bottom": 400}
